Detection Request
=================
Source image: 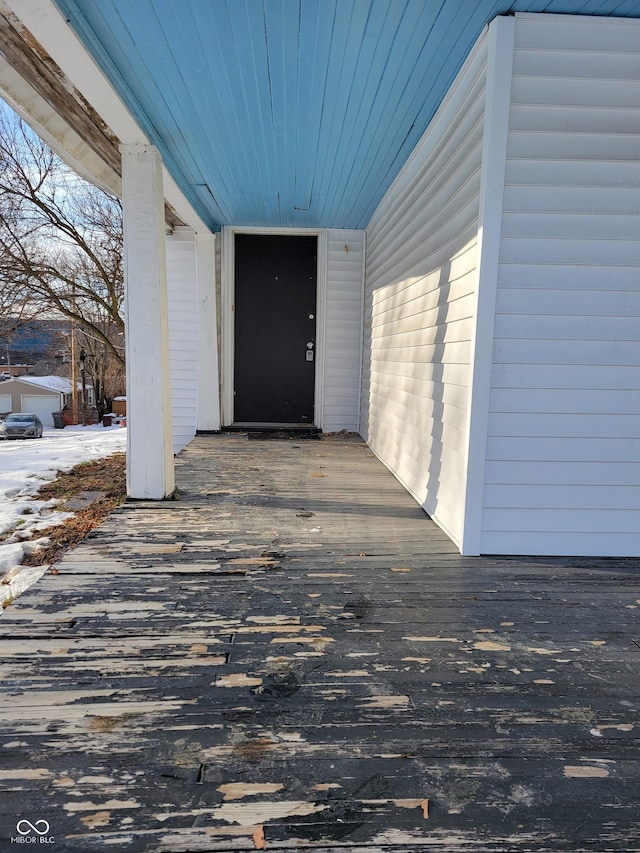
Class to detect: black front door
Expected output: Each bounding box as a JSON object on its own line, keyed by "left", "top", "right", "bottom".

{"left": 234, "top": 234, "right": 317, "bottom": 424}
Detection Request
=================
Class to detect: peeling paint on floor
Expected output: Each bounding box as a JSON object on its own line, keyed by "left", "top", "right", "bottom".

{"left": 1, "top": 435, "right": 638, "bottom": 851}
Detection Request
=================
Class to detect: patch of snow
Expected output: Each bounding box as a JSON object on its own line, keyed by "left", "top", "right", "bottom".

{"left": 1, "top": 424, "right": 126, "bottom": 606}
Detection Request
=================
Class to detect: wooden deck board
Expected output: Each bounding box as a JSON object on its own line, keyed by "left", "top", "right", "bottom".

{"left": 1, "top": 434, "right": 639, "bottom": 851}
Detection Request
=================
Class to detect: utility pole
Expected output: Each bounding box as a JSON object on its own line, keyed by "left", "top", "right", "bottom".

{"left": 79, "top": 347, "right": 87, "bottom": 426}
{"left": 71, "top": 320, "right": 78, "bottom": 424}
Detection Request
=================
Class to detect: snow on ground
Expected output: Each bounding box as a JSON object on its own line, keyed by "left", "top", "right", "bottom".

{"left": 0, "top": 424, "right": 126, "bottom": 605}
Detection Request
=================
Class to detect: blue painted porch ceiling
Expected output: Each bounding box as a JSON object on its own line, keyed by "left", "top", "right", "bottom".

{"left": 55, "top": 0, "right": 640, "bottom": 230}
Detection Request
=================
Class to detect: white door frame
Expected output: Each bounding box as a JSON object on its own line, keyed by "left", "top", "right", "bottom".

{"left": 221, "top": 226, "right": 327, "bottom": 428}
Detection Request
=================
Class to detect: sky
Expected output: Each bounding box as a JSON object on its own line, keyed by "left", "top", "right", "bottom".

{"left": 0, "top": 424, "right": 126, "bottom": 606}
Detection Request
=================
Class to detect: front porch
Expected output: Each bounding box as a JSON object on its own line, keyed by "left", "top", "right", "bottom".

{"left": 1, "top": 434, "right": 638, "bottom": 851}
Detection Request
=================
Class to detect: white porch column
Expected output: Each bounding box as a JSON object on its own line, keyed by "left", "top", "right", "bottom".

{"left": 195, "top": 233, "right": 221, "bottom": 431}
{"left": 121, "top": 143, "right": 175, "bottom": 499}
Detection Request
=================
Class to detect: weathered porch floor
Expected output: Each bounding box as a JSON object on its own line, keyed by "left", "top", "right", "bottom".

{"left": 1, "top": 434, "right": 639, "bottom": 852}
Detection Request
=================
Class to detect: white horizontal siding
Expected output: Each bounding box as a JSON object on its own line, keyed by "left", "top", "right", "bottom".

{"left": 488, "top": 412, "right": 640, "bottom": 439}
{"left": 482, "top": 14, "right": 640, "bottom": 556}
{"left": 166, "top": 228, "right": 198, "bottom": 453}
{"left": 481, "top": 531, "right": 640, "bottom": 556}
{"left": 362, "top": 31, "right": 488, "bottom": 547}
{"left": 487, "top": 436, "right": 640, "bottom": 463}
{"left": 322, "top": 229, "right": 364, "bottom": 432}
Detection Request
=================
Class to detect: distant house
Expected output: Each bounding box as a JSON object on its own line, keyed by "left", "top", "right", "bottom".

{"left": 0, "top": 376, "right": 94, "bottom": 427}
{"left": 0, "top": 365, "right": 33, "bottom": 378}
{"left": 2, "top": 2, "right": 639, "bottom": 556}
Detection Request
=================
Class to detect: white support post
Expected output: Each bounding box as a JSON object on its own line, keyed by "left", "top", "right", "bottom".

{"left": 195, "top": 233, "right": 221, "bottom": 431}
{"left": 121, "top": 143, "right": 175, "bottom": 499}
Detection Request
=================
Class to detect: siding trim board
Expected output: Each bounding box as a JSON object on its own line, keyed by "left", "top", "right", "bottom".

{"left": 323, "top": 229, "right": 365, "bottom": 433}
{"left": 195, "top": 233, "right": 221, "bottom": 432}
{"left": 462, "top": 16, "right": 515, "bottom": 556}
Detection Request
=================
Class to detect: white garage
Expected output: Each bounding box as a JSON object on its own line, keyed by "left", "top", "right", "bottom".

{"left": 0, "top": 377, "right": 82, "bottom": 427}
{"left": 20, "top": 394, "right": 62, "bottom": 428}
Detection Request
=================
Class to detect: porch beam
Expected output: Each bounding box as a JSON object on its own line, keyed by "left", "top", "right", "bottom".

{"left": 121, "top": 143, "right": 175, "bottom": 499}
{"left": 4, "top": 0, "right": 211, "bottom": 234}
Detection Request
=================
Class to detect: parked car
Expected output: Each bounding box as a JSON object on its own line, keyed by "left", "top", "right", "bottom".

{"left": 0, "top": 412, "right": 44, "bottom": 439}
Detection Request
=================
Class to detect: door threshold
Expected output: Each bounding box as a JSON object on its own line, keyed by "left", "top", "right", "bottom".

{"left": 227, "top": 422, "right": 320, "bottom": 431}
{"left": 224, "top": 423, "right": 321, "bottom": 440}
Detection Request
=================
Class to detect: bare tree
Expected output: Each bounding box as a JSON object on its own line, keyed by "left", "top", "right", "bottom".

{"left": 0, "top": 108, "right": 125, "bottom": 381}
